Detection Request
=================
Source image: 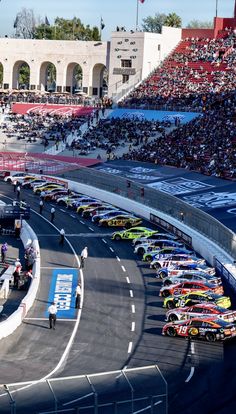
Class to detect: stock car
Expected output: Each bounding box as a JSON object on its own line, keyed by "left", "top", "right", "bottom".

{"left": 150, "top": 251, "right": 199, "bottom": 269}
{"left": 158, "top": 262, "right": 216, "bottom": 279}
{"left": 111, "top": 227, "right": 157, "bottom": 241}
{"left": 163, "top": 291, "right": 231, "bottom": 309}
{"left": 56, "top": 193, "right": 82, "bottom": 206}
{"left": 165, "top": 303, "right": 236, "bottom": 322}
{"left": 77, "top": 202, "right": 104, "bottom": 215}
{"left": 92, "top": 210, "right": 128, "bottom": 224}
{"left": 4, "top": 172, "right": 33, "bottom": 183}
{"left": 162, "top": 317, "right": 236, "bottom": 342}
{"left": 33, "top": 183, "right": 64, "bottom": 194}
{"left": 82, "top": 205, "right": 115, "bottom": 218}
{"left": 67, "top": 197, "right": 98, "bottom": 209}
{"left": 159, "top": 280, "right": 224, "bottom": 298}
{"left": 143, "top": 247, "right": 194, "bottom": 263}
{"left": 161, "top": 270, "right": 220, "bottom": 286}
{"left": 22, "top": 178, "right": 46, "bottom": 189}
{"left": 132, "top": 232, "right": 178, "bottom": 247}
{"left": 45, "top": 189, "right": 68, "bottom": 201}
{"left": 98, "top": 214, "right": 142, "bottom": 228}
{"left": 134, "top": 240, "right": 184, "bottom": 256}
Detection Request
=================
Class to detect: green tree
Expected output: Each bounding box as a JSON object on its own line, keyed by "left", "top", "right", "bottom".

{"left": 186, "top": 20, "right": 213, "bottom": 29}
{"left": 34, "top": 17, "right": 101, "bottom": 41}
{"left": 18, "top": 63, "right": 30, "bottom": 89}
{"left": 142, "top": 13, "right": 167, "bottom": 33}
{"left": 164, "top": 12, "right": 182, "bottom": 28}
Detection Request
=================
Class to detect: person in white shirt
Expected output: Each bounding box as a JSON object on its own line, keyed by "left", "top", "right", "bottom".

{"left": 39, "top": 199, "right": 44, "bottom": 214}
{"left": 75, "top": 283, "right": 82, "bottom": 309}
{"left": 50, "top": 207, "right": 55, "bottom": 223}
{"left": 80, "top": 247, "right": 88, "bottom": 268}
{"left": 59, "top": 228, "right": 65, "bottom": 245}
{"left": 48, "top": 302, "right": 57, "bottom": 329}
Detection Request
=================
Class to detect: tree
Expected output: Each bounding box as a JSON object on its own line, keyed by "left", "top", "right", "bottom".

{"left": 186, "top": 20, "right": 213, "bottom": 29}
{"left": 13, "top": 8, "right": 37, "bottom": 39}
{"left": 164, "top": 13, "right": 182, "bottom": 28}
{"left": 142, "top": 12, "right": 182, "bottom": 33}
{"left": 142, "top": 13, "right": 167, "bottom": 33}
{"left": 34, "top": 17, "right": 101, "bottom": 41}
{"left": 0, "top": 63, "right": 3, "bottom": 87}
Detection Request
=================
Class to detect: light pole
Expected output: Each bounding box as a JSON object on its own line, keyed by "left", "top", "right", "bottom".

{"left": 216, "top": 0, "right": 218, "bottom": 17}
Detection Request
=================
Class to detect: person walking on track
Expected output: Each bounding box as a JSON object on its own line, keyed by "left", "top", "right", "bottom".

{"left": 48, "top": 302, "right": 57, "bottom": 330}
{"left": 59, "top": 228, "right": 65, "bottom": 245}
{"left": 74, "top": 282, "right": 82, "bottom": 309}
{"left": 80, "top": 246, "right": 88, "bottom": 269}
{"left": 16, "top": 185, "right": 21, "bottom": 200}
{"left": 39, "top": 199, "right": 44, "bottom": 214}
{"left": 50, "top": 207, "right": 55, "bottom": 223}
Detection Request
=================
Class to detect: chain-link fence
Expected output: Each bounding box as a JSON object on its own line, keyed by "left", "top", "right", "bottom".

{"left": 60, "top": 168, "right": 236, "bottom": 259}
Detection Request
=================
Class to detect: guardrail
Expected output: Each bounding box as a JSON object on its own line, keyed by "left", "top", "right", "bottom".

{"left": 61, "top": 168, "right": 236, "bottom": 260}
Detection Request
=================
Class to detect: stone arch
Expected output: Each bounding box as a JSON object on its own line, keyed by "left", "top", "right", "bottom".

{"left": 65, "top": 62, "right": 83, "bottom": 94}
{"left": 12, "top": 60, "right": 30, "bottom": 90}
{"left": 39, "top": 61, "right": 57, "bottom": 92}
{"left": 91, "top": 63, "right": 107, "bottom": 97}
{"left": 0, "top": 62, "right": 3, "bottom": 88}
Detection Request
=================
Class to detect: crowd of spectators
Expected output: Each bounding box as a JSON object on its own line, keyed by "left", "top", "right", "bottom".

{"left": 120, "top": 30, "right": 236, "bottom": 112}
{"left": 122, "top": 92, "right": 236, "bottom": 179}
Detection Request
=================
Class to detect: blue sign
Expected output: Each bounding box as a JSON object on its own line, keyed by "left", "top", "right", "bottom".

{"left": 46, "top": 268, "right": 78, "bottom": 319}
{"left": 107, "top": 109, "right": 200, "bottom": 124}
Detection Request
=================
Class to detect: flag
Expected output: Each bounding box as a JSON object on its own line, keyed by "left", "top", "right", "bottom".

{"left": 45, "top": 16, "right": 50, "bottom": 26}
{"left": 100, "top": 17, "right": 105, "bottom": 30}
{"left": 13, "top": 16, "right": 19, "bottom": 29}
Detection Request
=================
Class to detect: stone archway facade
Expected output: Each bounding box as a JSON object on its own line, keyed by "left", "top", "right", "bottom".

{"left": 0, "top": 38, "right": 109, "bottom": 96}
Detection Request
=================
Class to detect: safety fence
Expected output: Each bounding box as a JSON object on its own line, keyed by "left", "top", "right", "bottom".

{"left": 61, "top": 167, "right": 236, "bottom": 260}
{"left": 0, "top": 365, "right": 167, "bottom": 414}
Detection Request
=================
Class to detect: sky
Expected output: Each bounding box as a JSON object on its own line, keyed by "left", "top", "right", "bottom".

{"left": 0, "top": 0, "right": 235, "bottom": 40}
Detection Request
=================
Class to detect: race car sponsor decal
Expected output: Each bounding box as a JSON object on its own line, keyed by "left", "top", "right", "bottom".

{"left": 45, "top": 268, "right": 78, "bottom": 318}
{"left": 147, "top": 178, "right": 214, "bottom": 195}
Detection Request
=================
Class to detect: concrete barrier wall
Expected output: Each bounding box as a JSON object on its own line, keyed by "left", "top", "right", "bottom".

{"left": 0, "top": 220, "right": 40, "bottom": 339}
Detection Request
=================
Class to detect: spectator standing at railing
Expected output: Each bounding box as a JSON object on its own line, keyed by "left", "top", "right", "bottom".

{"left": 1, "top": 242, "right": 8, "bottom": 263}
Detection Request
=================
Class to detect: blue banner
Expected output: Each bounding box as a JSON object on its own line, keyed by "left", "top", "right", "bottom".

{"left": 107, "top": 109, "right": 200, "bottom": 124}
{"left": 46, "top": 268, "right": 78, "bottom": 319}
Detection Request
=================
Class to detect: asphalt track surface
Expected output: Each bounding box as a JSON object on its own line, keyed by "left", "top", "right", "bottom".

{"left": 0, "top": 181, "right": 236, "bottom": 413}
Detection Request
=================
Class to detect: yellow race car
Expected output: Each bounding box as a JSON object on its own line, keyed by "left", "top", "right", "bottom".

{"left": 33, "top": 183, "right": 65, "bottom": 194}
{"left": 98, "top": 214, "right": 142, "bottom": 228}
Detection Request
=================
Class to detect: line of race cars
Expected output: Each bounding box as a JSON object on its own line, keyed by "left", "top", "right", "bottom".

{"left": 4, "top": 172, "right": 236, "bottom": 342}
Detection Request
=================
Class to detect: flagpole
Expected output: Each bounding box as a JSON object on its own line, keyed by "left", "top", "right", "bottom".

{"left": 136, "top": 0, "right": 139, "bottom": 31}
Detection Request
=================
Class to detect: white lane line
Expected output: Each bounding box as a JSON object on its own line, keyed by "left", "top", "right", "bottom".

{"left": 131, "top": 322, "right": 135, "bottom": 332}
{"left": 41, "top": 266, "right": 77, "bottom": 270}
{"left": 109, "top": 247, "right": 114, "bottom": 252}
{"left": 131, "top": 304, "right": 135, "bottom": 313}
{"left": 60, "top": 208, "right": 66, "bottom": 212}
{"left": 102, "top": 238, "right": 107, "bottom": 244}
{"left": 128, "top": 341, "right": 133, "bottom": 354}
{"left": 121, "top": 265, "right": 126, "bottom": 272}
{"left": 129, "top": 289, "right": 133, "bottom": 297}
{"left": 70, "top": 214, "right": 76, "bottom": 218}
{"left": 191, "top": 342, "right": 195, "bottom": 354}
{"left": 116, "top": 256, "right": 120, "bottom": 261}
{"left": 88, "top": 227, "right": 94, "bottom": 232}
{"left": 126, "top": 276, "right": 130, "bottom": 284}
{"left": 185, "top": 367, "right": 195, "bottom": 383}
{"left": 80, "top": 220, "right": 85, "bottom": 224}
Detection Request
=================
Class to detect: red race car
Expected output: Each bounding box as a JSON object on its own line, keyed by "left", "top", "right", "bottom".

{"left": 162, "top": 317, "right": 236, "bottom": 341}
{"left": 159, "top": 280, "right": 223, "bottom": 297}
